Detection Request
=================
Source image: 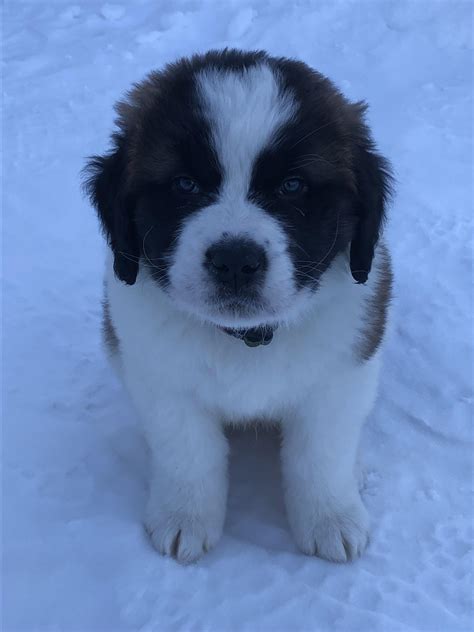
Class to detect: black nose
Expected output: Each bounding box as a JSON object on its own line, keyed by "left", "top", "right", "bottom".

{"left": 205, "top": 239, "right": 267, "bottom": 292}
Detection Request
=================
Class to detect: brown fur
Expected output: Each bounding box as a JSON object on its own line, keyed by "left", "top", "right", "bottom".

{"left": 358, "top": 244, "right": 393, "bottom": 361}
{"left": 102, "top": 297, "right": 119, "bottom": 354}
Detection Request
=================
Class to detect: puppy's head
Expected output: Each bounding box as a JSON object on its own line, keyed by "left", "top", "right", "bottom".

{"left": 84, "top": 50, "right": 392, "bottom": 329}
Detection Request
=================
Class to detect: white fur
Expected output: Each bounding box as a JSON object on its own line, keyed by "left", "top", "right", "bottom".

{"left": 106, "top": 246, "right": 385, "bottom": 563}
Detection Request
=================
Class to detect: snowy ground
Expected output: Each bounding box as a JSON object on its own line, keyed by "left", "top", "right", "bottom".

{"left": 3, "top": 1, "right": 473, "bottom": 630}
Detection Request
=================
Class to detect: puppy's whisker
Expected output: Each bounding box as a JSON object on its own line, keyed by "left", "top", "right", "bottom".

{"left": 118, "top": 251, "right": 140, "bottom": 261}
{"left": 296, "top": 262, "right": 327, "bottom": 273}
{"left": 142, "top": 226, "right": 164, "bottom": 272}
{"left": 295, "top": 270, "right": 320, "bottom": 282}
{"left": 289, "top": 121, "right": 334, "bottom": 149}
{"left": 301, "top": 213, "right": 341, "bottom": 276}
{"left": 289, "top": 158, "right": 334, "bottom": 171}
{"left": 292, "top": 243, "right": 311, "bottom": 258}
{"left": 316, "top": 212, "right": 340, "bottom": 268}
{"left": 118, "top": 251, "right": 169, "bottom": 275}
{"left": 291, "top": 152, "right": 336, "bottom": 166}
{"left": 291, "top": 204, "right": 306, "bottom": 217}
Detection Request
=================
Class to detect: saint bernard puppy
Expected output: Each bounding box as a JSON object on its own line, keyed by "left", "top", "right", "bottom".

{"left": 84, "top": 49, "right": 393, "bottom": 564}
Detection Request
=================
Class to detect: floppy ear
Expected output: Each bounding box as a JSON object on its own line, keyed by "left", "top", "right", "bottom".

{"left": 83, "top": 136, "right": 139, "bottom": 285}
{"left": 350, "top": 122, "right": 393, "bottom": 284}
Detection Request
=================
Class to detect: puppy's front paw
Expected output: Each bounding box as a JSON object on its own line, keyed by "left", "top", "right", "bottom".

{"left": 145, "top": 507, "right": 223, "bottom": 564}
{"left": 290, "top": 496, "right": 369, "bottom": 563}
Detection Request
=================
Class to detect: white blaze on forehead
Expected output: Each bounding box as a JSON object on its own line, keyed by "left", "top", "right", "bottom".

{"left": 196, "top": 65, "right": 296, "bottom": 195}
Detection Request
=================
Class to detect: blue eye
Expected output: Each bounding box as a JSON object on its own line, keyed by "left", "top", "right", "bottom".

{"left": 280, "top": 177, "right": 306, "bottom": 196}
{"left": 173, "top": 177, "right": 200, "bottom": 194}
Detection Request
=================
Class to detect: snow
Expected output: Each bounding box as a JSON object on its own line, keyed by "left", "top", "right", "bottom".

{"left": 100, "top": 4, "right": 126, "bottom": 22}
{"left": 2, "top": 1, "right": 472, "bottom": 630}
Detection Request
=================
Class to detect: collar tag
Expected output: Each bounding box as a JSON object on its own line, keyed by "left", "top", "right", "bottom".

{"left": 221, "top": 325, "right": 275, "bottom": 347}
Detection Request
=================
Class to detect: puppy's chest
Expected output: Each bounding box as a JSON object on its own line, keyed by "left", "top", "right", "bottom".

{"left": 110, "top": 264, "right": 363, "bottom": 419}
{"left": 191, "top": 332, "right": 346, "bottom": 419}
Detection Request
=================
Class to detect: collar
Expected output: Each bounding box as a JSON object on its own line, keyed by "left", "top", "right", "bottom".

{"left": 220, "top": 325, "right": 276, "bottom": 347}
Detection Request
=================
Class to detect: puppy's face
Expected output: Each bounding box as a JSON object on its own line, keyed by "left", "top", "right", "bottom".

{"left": 85, "top": 50, "right": 391, "bottom": 329}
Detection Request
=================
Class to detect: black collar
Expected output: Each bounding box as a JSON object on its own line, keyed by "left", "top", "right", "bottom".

{"left": 221, "top": 325, "right": 276, "bottom": 347}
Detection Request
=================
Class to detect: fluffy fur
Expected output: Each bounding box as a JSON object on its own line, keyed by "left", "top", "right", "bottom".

{"left": 84, "top": 49, "right": 393, "bottom": 564}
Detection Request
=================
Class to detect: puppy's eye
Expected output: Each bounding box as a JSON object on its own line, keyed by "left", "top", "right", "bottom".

{"left": 173, "top": 177, "right": 200, "bottom": 194}
{"left": 279, "top": 177, "right": 307, "bottom": 196}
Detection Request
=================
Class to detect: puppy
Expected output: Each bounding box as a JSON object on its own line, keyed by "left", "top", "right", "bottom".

{"left": 84, "top": 49, "right": 393, "bottom": 564}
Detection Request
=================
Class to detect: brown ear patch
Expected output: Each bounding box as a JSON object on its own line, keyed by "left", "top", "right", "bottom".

{"left": 357, "top": 244, "right": 393, "bottom": 362}
{"left": 102, "top": 296, "right": 120, "bottom": 354}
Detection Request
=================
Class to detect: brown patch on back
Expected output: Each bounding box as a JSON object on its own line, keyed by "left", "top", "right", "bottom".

{"left": 102, "top": 296, "right": 120, "bottom": 354}
{"left": 357, "top": 244, "right": 393, "bottom": 361}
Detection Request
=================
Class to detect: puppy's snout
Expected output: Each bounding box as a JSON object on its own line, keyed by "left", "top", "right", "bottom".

{"left": 205, "top": 238, "right": 267, "bottom": 292}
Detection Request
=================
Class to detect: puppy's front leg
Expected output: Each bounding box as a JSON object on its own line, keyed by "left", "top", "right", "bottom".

{"left": 141, "top": 393, "right": 228, "bottom": 564}
{"left": 281, "top": 370, "right": 377, "bottom": 562}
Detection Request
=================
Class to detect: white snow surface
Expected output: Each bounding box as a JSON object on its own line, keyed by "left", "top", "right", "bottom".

{"left": 3, "top": 1, "right": 473, "bottom": 630}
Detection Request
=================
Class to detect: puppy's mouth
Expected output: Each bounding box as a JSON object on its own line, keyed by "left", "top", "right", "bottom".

{"left": 213, "top": 295, "right": 263, "bottom": 314}
{"left": 207, "top": 294, "right": 274, "bottom": 324}
{"left": 192, "top": 291, "right": 277, "bottom": 342}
